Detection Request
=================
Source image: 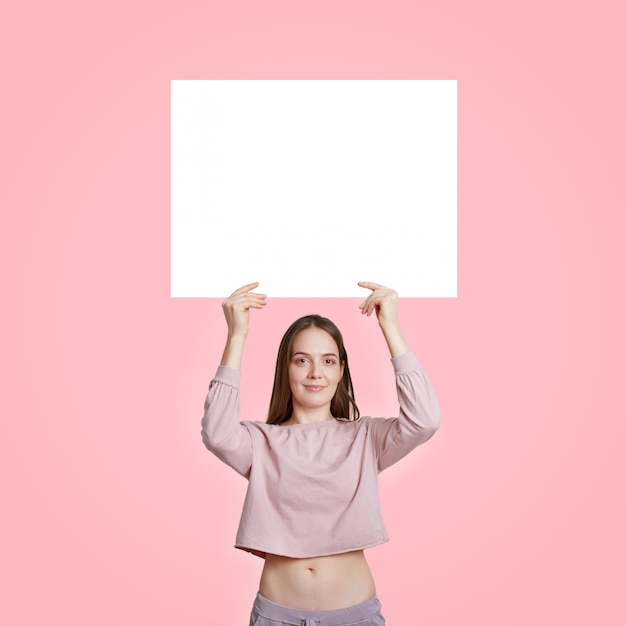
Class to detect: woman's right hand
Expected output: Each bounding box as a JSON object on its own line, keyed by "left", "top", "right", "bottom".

{"left": 222, "top": 282, "right": 267, "bottom": 337}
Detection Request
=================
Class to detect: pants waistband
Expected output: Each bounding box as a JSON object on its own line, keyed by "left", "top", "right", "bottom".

{"left": 252, "top": 592, "right": 383, "bottom": 625}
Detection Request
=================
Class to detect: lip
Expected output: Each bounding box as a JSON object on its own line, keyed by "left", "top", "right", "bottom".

{"left": 303, "top": 385, "right": 326, "bottom": 392}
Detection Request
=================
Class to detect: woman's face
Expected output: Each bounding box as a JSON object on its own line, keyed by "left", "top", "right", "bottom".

{"left": 288, "top": 327, "right": 345, "bottom": 414}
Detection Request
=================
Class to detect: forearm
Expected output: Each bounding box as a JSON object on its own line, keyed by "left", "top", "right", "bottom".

{"left": 379, "top": 322, "right": 410, "bottom": 358}
{"left": 220, "top": 332, "right": 247, "bottom": 370}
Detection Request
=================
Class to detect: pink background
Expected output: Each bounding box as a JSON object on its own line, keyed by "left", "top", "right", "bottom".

{"left": 1, "top": 1, "right": 624, "bottom": 625}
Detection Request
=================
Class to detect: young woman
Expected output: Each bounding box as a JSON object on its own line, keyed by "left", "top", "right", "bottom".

{"left": 201, "top": 281, "right": 441, "bottom": 625}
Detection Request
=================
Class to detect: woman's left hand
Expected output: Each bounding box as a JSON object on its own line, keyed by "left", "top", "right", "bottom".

{"left": 357, "top": 282, "right": 400, "bottom": 328}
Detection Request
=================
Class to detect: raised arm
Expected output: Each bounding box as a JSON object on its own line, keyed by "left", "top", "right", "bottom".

{"left": 201, "top": 283, "right": 267, "bottom": 477}
{"left": 358, "top": 281, "right": 441, "bottom": 471}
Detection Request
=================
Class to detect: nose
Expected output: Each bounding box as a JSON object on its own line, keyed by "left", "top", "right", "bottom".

{"left": 308, "top": 361, "right": 322, "bottom": 378}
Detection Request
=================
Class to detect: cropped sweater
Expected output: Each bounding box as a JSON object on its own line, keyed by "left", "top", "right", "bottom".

{"left": 201, "top": 350, "right": 441, "bottom": 559}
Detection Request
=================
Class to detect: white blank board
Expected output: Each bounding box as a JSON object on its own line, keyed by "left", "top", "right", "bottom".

{"left": 171, "top": 80, "right": 457, "bottom": 298}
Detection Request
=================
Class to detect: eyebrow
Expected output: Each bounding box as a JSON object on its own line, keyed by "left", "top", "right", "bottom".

{"left": 292, "top": 351, "right": 339, "bottom": 358}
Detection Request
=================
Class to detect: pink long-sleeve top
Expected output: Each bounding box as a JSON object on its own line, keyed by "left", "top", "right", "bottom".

{"left": 201, "top": 350, "right": 441, "bottom": 559}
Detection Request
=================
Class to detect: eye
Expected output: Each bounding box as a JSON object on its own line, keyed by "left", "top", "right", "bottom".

{"left": 325, "top": 358, "right": 336, "bottom": 365}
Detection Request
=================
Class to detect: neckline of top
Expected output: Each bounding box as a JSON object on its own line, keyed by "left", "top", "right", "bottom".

{"left": 276, "top": 416, "right": 357, "bottom": 427}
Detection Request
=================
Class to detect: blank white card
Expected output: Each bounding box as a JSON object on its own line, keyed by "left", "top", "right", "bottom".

{"left": 171, "top": 80, "right": 457, "bottom": 298}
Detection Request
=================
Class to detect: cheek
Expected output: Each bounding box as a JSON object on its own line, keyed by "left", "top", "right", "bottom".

{"left": 331, "top": 369, "right": 343, "bottom": 387}
{"left": 288, "top": 366, "right": 304, "bottom": 390}
{"left": 286, "top": 367, "right": 295, "bottom": 389}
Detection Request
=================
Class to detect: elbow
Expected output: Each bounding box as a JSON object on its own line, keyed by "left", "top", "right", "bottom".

{"left": 423, "top": 393, "right": 442, "bottom": 436}
{"left": 428, "top": 409, "right": 442, "bottom": 437}
{"left": 421, "top": 422, "right": 440, "bottom": 444}
{"left": 200, "top": 427, "right": 214, "bottom": 453}
{"left": 419, "top": 410, "right": 441, "bottom": 442}
{"left": 200, "top": 417, "right": 227, "bottom": 455}
{"left": 200, "top": 414, "right": 221, "bottom": 454}
{"left": 431, "top": 409, "right": 442, "bottom": 433}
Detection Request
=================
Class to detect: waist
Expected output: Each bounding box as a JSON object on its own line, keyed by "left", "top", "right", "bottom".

{"left": 259, "top": 550, "right": 376, "bottom": 611}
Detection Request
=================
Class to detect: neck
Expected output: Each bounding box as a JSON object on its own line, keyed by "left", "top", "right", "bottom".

{"left": 284, "top": 405, "right": 334, "bottom": 425}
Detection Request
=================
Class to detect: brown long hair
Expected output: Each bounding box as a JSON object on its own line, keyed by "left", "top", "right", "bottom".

{"left": 266, "top": 314, "right": 360, "bottom": 425}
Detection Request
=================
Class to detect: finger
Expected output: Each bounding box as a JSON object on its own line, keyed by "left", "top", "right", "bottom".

{"left": 227, "top": 292, "right": 267, "bottom": 306}
{"left": 358, "top": 295, "right": 372, "bottom": 311}
{"left": 235, "top": 291, "right": 267, "bottom": 301}
{"left": 223, "top": 296, "right": 267, "bottom": 316}
{"left": 230, "top": 294, "right": 267, "bottom": 308}
{"left": 358, "top": 281, "right": 386, "bottom": 291}
{"left": 245, "top": 294, "right": 268, "bottom": 305}
{"left": 229, "top": 282, "right": 261, "bottom": 297}
{"left": 359, "top": 297, "right": 375, "bottom": 315}
{"left": 358, "top": 291, "right": 378, "bottom": 308}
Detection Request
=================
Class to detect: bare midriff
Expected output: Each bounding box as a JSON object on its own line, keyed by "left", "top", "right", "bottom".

{"left": 258, "top": 550, "right": 376, "bottom": 611}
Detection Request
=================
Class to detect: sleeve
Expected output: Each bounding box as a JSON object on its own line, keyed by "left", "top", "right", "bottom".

{"left": 369, "top": 351, "right": 441, "bottom": 472}
{"left": 200, "top": 365, "right": 253, "bottom": 478}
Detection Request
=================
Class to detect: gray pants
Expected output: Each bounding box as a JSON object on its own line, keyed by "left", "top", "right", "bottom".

{"left": 249, "top": 592, "right": 386, "bottom": 626}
